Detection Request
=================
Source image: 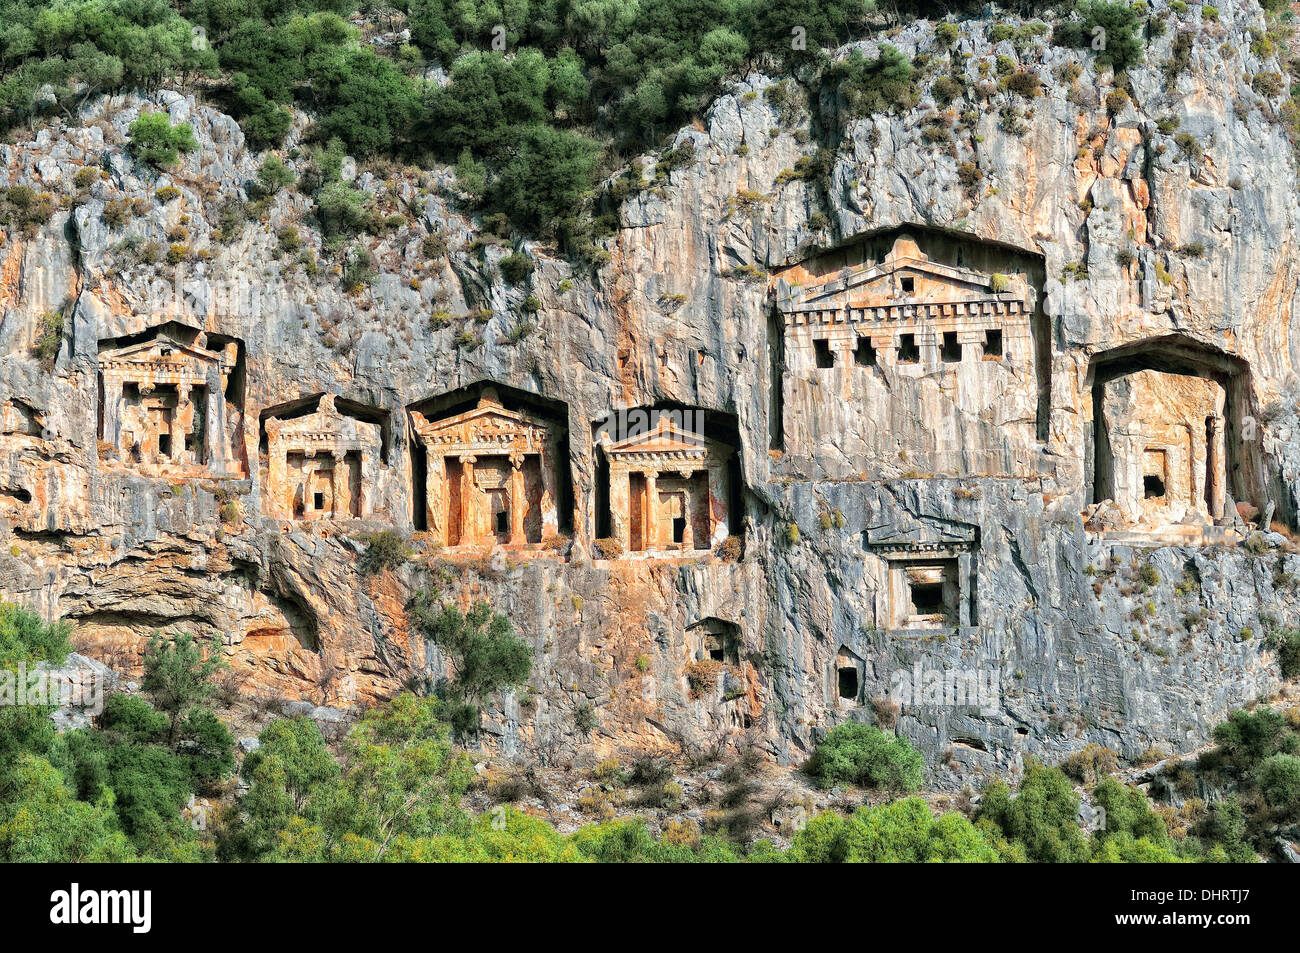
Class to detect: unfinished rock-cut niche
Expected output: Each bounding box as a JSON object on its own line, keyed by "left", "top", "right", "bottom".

{"left": 408, "top": 382, "right": 570, "bottom": 549}
{"left": 863, "top": 516, "right": 978, "bottom": 630}
{"left": 260, "top": 394, "right": 388, "bottom": 520}
{"left": 771, "top": 227, "right": 1049, "bottom": 478}
{"left": 594, "top": 406, "right": 743, "bottom": 556}
{"left": 1086, "top": 336, "right": 1264, "bottom": 537}
{"left": 833, "top": 645, "right": 865, "bottom": 704}
{"left": 689, "top": 617, "right": 741, "bottom": 664}
{"left": 97, "top": 323, "right": 245, "bottom": 478}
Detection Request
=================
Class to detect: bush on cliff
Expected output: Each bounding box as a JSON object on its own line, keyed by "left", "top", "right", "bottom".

{"left": 806, "top": 722, "right": 924, "bottom": 792}
{"left": 127, "top": 111, "right": 198, "bottom": 169}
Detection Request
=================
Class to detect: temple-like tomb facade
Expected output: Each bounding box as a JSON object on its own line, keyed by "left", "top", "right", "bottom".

{"left": 599, "top": 415, "right": 732, "bottom": 554}
{"left": 778, "top": 237, "right": 1032, "bottom": 371}
{"left": 264, "top": 395, "right": 382, "bottom": 520}
{"left": 410, "top": 389, "right": 563, "bottom": 548}
{"left": 1096, "top": 369, "right": 1226, "bottom": 527}
{"left": 97, "top": 331, "right": 242, "bottom": 477}
{"left": 773, "top": 234, "right": 1042, "bottom": 477}
{"left": 863, "top": 518, "right": 978, "bottom": 631}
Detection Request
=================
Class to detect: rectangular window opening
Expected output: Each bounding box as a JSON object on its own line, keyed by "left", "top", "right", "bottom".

{"left": 941, "top": 331, "right": 962, "bottom": 363}
{"left": 984, "top": 328, "right": 1004, "bottom": 358}
{"left": 854, "top": 337, "right": 876, "bottom": 367}
{"left": 898, "top": 333, "right": 919, "bottom": 364}
{"left": 814, "top": 338, "right": 835, "bottom": 368}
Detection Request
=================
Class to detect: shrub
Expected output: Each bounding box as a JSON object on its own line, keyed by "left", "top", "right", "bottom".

{"left": 1002, "top": 70, "right": 1040, "bottom": 98}
{"left": 358, "top": 530, "right": 410, "bottom": 575}
{"left": 256, "top": 156, "right": 295, "bottom": 194}
{"left": 0, "top": 186, "right": 56, "bottom": 235}
{"left": 807, "top": 723, "right": 924, "bottom": 792}
{"left": 499, "top": 252, "right": 534, "bottom": 285}
{"left": 1266, "top": 627, "right": 1300, "bottom": 678}
{"left": 1212, "top": 707, "right": 1295, "bottom": 770}
{"left": 341, "top": 246, "right": 376, "bottom": 293}
{"left": 574, "top": 703, "right": 598, "bottom": 735}
{"left": 1055, "top": 1, "right": 1145, "bottom": 73}
{"left": 127, "top": 112, "right": 197, "bottom": 170}
{"left": 790, "top": 798, "right": 998, "bottom": 862}
{"left": 1257, "top": 753, "right": 1300, "bottom": 813}
{"left": 1061, "top": 743, "right": 1118, "bottom": 784}
{"left": 155, "top": 186, "right": 181, "bottom": 203}
{"left": 32, "top": 310, "right": 64, "bottom": 370}
{"left": 823, "top": 44, "right": 918, "bottom": 119}
{"left": 976, "top": 761, "right": 1089, "bottom": 862}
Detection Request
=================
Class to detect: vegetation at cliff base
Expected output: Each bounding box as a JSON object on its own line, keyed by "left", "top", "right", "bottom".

{"left": 1, "top": 597, "right": 1292, "bottom": 863}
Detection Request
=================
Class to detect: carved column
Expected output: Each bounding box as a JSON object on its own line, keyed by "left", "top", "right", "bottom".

{"left": 425, "top": 449, "right": 443, "bottom": 543}
{"left": 1207, "top": 414, "right": 1225, "bottom": 520}
{"left": 266, "top": 427, "right": 287, "bottom": 518}
{"left": 644, "top": 471, "right": 658, "bottom": 550}
{"left": 611, "top": 465, "right": 631, "bottom": 550}
{"left": 459, "top": 455, "right": 476, "bottom": 545}
{"left": 332, "top": 449, "right": 350, "bottom": 518}
{"left": 707, "top": 462, "right": 729, "bottom": 548}
{"left": 680, "top": 472, "right": 695, "bottom": 550}
{"left": 102, "top": 372, "right": 123, "bottom": 452}
{"left": 539, "top": 441, "right": 559, "bottom": 540}
{"left": 508, "top": 455, "right": 526, "bottom": 545}
{"left": 173, "top": 383, "right": 191, "bottom": 462}
{"left": 205, "top": 365, "right": 226, "bottom": 474}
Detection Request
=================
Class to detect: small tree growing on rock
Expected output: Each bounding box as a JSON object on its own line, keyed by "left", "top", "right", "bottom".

{"left": 127, "top": 112, "right": 197, "bottom": 170}
{"left": 406, "top": 591, "right": 532, "bottom": 735}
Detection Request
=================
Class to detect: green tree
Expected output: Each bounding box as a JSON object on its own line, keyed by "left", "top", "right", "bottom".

{"left": 126, "top": 110, "right": 198, "bottom": 169}
{"left": 976, "top": 761, "right": 1089, "bottom": 863}
{"left": 0, "top": 754, "right": 135, "bottom": 862}
{"left": 407, "top": 593, "right": 532, "bottom": 733}
{"left": 806, "top": 722, "right": 925, "bottom": 792}
{"left": 141, "top": 631, "right": 225, "bottom": 742}
{"left": 219, "top": 715, "right": 340, "bottom": 860}
{"left": 272, "top": 694, "right": 475, "bottom": 861}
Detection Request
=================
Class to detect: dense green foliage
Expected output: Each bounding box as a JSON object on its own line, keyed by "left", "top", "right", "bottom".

{"left": 0, "top": 609, "right": 232, "bottom": 860}
{"left": 789, "top": 797, "right": 998, "bottom": 862}
{"left": 806, "top": 722, "right": 925, "bottom": 792}
{"left": 126, "top": 110, "right": 196, "bottom": 168}
{"left": 0, "top": 596, "right": 1279, "bottom": 864}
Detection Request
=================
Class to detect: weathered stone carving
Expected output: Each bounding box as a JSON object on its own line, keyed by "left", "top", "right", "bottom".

{"left": 598, "top": 413, "right": 733, "bottom": 554}
{"left": 774, "top": 234, "right": 1042, "bottom": 477}
{"left": 263, "top": 394, "right": 383, "bottom": 520}
{"left": 410, "top": 388, "right": 563, "bottom": 548}
{"left": 98, "top": 330, "right": 243, "bottom": 478}
{"left": 1098, "top": 370, "right": 1226, "bottom": 528}
{"left": 864, "top": 517, "right": 978, "bottom": 630}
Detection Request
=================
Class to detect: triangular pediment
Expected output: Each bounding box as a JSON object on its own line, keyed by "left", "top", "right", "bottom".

{"left": 606, "top": 420, "right": 709, "bottom": 455}
{"left": 101, "top": 335, "right": 225, "bottom": 367}
{"left": 799, "top": 256, "right": 994, "bottom": 307}
{"left": 418, "top": 404, "right": 548, "bottom": 437}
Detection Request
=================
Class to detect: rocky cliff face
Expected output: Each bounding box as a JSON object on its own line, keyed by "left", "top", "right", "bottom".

{"left": 2, "top": 2, "right": 1298, "bottom": 789}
